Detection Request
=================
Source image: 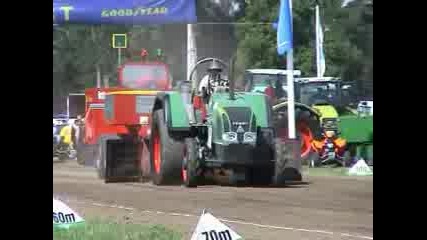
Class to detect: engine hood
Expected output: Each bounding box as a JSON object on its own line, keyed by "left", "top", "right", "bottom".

{"left": 209, "top": 92, "right": 272, "bottom": 145}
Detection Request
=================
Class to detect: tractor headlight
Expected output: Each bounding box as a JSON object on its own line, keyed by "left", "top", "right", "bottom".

{"left": 222, "top": 132, "right": 238, "bottom": 143}
{"left": 243, "top": 132, "right": 257, "bottom": 143}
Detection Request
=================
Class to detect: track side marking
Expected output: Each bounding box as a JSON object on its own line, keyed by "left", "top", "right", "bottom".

{"left": 56, "top": 197, "right": 373, "bottom": 240}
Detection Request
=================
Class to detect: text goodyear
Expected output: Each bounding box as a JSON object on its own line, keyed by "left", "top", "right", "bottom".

{"left": 53, "top": 0, "right": 196, "bottom": 25}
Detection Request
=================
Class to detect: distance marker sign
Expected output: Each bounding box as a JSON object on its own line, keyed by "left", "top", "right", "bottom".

{"left": 112, "top": 34, "right": 127, "bottom": 49}
{"left": 190, "top": 212, "right": 242, "bottom": 240}
{"left": 53, "top": 198, "right": 85, "bottom": 229}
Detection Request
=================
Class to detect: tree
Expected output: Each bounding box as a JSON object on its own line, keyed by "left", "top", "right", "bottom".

{"left": 234, "top": 0, "right": 373, "bottom": 96}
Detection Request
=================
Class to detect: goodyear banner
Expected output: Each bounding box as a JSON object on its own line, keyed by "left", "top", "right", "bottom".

{"left": 53, "top": 0, "right": 197, "bottom": 25}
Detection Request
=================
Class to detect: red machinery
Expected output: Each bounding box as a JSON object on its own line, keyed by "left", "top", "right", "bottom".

{"left": 76, "top": 50, "right": 173, "bottom": 182}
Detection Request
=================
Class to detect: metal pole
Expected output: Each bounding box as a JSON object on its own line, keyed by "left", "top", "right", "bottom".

{"left": 315, "top": 5, "right": 321, "bottom": 78}
{"left": 96, "top": 65, "right": 101, "bottom": 88}
{"left": 118, "top": 48, "right": 122, "bottom": 66}
{"left": 66, "top": 96, "right": 70, "bottom": 121}
{"left": 287, "top": 0, "right": 296, "bottom": 139}
{"left": 187, "top": 24, "right": 198, "bottom": 89}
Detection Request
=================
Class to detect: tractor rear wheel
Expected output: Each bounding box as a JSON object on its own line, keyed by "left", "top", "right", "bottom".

{"left": 182, "top": 138, "right": 199, "bottom": 188}
{"left": 150, "top": 109, "right": 184, "bottom": 185}
{"left": 274, "top": 139, "right": 303, "bottom": 185}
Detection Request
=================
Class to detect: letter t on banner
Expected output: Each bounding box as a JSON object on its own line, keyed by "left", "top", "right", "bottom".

{"left": 277, "top": 0, "right": 295, "bottom": 139}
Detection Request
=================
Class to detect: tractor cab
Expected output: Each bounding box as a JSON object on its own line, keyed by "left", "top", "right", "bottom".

{"left": 118, "top": 51, "right": 172, "bottom": 91}
{"left": 243, "top": 69, "right": 301, "bottom": 94}
{"left": 294, "top": 77, "right": 349, "bottom": 108}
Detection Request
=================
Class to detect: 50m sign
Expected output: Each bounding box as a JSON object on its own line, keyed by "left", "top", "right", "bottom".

{"left": 53, "top": 212, "right": 76, "bottom": 224}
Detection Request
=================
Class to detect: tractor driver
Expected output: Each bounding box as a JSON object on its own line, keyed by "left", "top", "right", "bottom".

{"left": 199, "top": 60, "right": 228, "bottom": 99}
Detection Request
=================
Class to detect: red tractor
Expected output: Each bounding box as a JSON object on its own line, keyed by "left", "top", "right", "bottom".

{"left": 75, "top": 50, "right": 181, "bottom": 183}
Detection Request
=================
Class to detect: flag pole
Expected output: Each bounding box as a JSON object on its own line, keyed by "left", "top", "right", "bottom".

{"left": 286, "top": 0, "right": 296, "bottom": 139}
{"left": 276, "top": 0, "right": 296, "bottom": 139}
{"left": 315, "top": 4, "right": 321, "bottom": 78}
{"left": 187, "top": 24, "right": 198, "bottom": 88}
{"left": 286, "top": 49, "right": 296, "bottom": 139}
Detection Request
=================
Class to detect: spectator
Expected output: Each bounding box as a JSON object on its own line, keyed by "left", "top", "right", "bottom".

{"left": 264, "top": 79, "right": 276, "bottom": 102}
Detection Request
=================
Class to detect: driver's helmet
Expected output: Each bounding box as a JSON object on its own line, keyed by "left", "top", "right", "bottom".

{"left": 207, "top": 60, "right": 223, "bottom": 83}
{"left": 207, "top": 60, "right": 222, "bottom": 73}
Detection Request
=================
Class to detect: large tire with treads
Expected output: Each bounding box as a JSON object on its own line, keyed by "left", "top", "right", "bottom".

{"left": 274, "top": 139, "right": 303, "bottom": 185}
{"left": 183, "top": 138, "right": 199, "bottom": 188}
{"left": 150, "top": 109, "right": 184, "bottom": 185}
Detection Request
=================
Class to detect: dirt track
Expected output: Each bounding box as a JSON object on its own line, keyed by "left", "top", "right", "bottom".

{"left": 53, "top": 161, "right": 373, "bottom": 240}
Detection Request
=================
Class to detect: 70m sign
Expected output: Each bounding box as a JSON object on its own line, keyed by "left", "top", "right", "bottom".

{"left": 202, "top": 230, "right": 233, "bottom": 240}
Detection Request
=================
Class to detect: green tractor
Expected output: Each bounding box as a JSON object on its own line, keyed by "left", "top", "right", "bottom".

{"left": 149, "top": 58, "right": 302, "bottom": 187}
{"left": 293, "top": 78, "right": 373, "bottom": 166}
{"left": 243, "top": 71, "right": 372, "bottom": 167}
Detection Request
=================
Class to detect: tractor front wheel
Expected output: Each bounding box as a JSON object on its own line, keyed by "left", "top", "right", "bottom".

{"left": 182, "top": 138, "right": 199, "bottom": 188}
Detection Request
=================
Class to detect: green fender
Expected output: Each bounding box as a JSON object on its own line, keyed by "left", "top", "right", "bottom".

{"left": 152, "top": 91, "right": 190, "bottom": 132}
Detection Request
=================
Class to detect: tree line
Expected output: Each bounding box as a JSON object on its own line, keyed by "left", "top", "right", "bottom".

{"left": 53, "top": 0, "right": 372, "bottom": 112}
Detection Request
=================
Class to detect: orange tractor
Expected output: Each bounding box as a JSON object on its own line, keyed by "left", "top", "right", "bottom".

{"left": 75, "top": 50, "right": 182, "bottom": 183}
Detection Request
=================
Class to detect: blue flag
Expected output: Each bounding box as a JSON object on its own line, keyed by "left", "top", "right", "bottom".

{"left": 277, "top": 0, "right": 293, "bottom": 55}
{"left": 53, "top": 0, "right": 197, "bottom": 25}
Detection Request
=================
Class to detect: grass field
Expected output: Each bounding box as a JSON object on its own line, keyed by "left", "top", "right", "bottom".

{"left": 53, "top": 219, "right": 182, "bottom": 240}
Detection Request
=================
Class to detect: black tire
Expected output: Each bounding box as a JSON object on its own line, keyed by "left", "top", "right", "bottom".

{"left": 150, "top": 109, "right": 184, "bottom": 185}
{"left": 183, "top": 138, "right": 199, "bottom": 188}
{"left": 274, "top": 139, "right": 303, "bottom": 185}
{"left": 95, "top": 135, "right": 120, "bottom": 182}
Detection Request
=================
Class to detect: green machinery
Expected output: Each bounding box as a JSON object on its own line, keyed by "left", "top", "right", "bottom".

{"left": 149, "top": 58, "right": 302, "bottom": 187}
{"left": 243, "top": 71, "right": 373, "bottom": 165}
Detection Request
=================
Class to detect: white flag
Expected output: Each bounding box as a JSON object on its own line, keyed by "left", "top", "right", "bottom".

{"left": 348, "top": 159, "right": 373, "bottom": 176}
{"left": 316, "top": 5, "right": 326, "bottom": 77}
{"left": 190, "top": 212, "right": 242, "bottom": 240}
{"left": 53, "top": 198, "right": 85, "bottom": 229}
